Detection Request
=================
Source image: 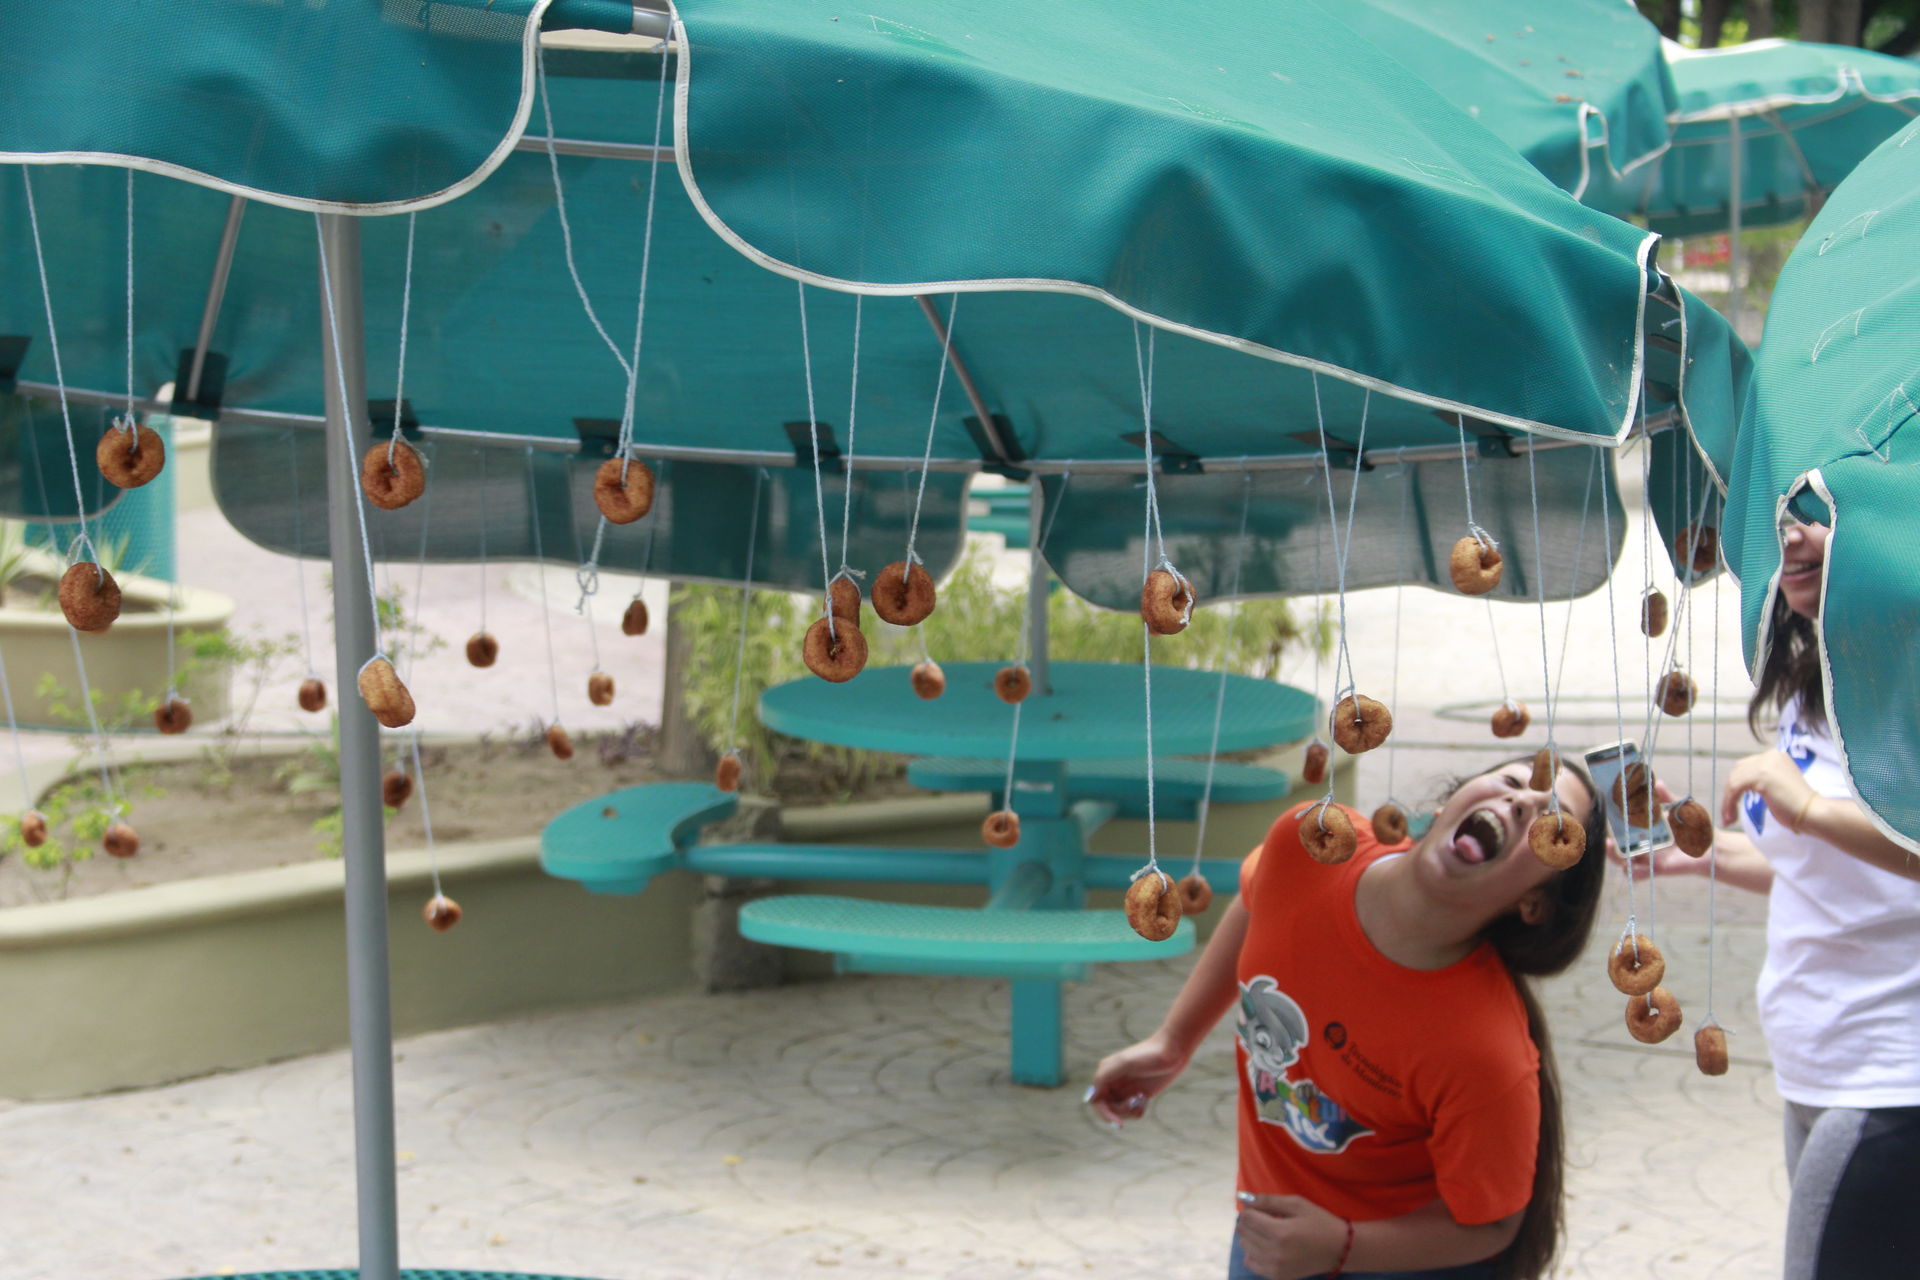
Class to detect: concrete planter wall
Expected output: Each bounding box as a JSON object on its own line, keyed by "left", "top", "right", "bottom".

{"left": 0, "top": 550, "right": 233, "bottom": 727}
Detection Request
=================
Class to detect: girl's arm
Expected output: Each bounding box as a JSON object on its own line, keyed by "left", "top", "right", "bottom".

{"left": 1724, "top": 750, "right": 1920, "bottom": 883}
{"left": 1237, "top": 1194, "right": 1519, "bottom": 1279}
{"left": 1087, "top": 895, "right": 1248, "bottom": 1124}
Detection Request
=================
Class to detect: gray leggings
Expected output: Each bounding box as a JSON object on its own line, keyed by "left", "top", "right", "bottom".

{"left": 1784, "top": 1101, "right": 1920, "bottom": 1279}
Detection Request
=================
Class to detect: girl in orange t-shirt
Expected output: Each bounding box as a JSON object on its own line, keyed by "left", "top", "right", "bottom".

{"left": 1090, "top": 758, "right": 1607, "bottom": 1280}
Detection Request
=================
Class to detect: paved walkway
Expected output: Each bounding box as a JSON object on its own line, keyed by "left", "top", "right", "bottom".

{"left": 0, "top": 454, "right": 1792, "bottom": 1278}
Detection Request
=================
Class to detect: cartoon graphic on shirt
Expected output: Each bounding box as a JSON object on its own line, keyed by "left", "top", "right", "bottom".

{"left": 1746, "top": 723, "right": 1816, "bottom": 834}
{"left": 1237, "top": 976, "right": 1373, "bottom": 1154}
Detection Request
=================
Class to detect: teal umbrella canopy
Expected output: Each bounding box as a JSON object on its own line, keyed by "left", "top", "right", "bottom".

{"left": 1587, "top": 39, "right": 1920, "bottom": 236}
{"left": 0, "top": 3, "right": 1747, "bottom": 601}
{"left": 1319, "top": 0, "right": 1677, "bottom": 199}
{"left": 1737, "top": 115, "right": 1920, "bottom": 849}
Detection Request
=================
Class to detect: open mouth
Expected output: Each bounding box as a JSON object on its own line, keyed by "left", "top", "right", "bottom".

{"left": 1450, "top": 807, "right": 1508, "bottom": 866}
{"left": 1781, "top": 557, "right": 1821, "bottom": 581}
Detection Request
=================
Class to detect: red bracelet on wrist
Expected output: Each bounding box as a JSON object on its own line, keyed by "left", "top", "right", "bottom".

{"left": 1328, "top": 1218, "right": 1354, "bottom": 1278}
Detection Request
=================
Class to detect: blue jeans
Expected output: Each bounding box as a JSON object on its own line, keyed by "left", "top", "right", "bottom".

{"left": 1228, "top": 1233, "right": 1498, "bottom": 1280}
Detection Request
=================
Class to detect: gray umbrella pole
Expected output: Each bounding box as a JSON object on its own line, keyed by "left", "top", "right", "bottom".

{"left": 1027, "top": 479, "right": 1050, "bottom": 696}
{"left": 317, "top": 212, "right": 402, "bottom": 1280}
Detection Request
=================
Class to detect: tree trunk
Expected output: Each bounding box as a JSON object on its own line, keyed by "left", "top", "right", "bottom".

{"left": 1636, "top": 0, "right": 1682, "bottom": 39}
{"left": 1800, "top": 0, "right": 1867, "bottom": 45}
{"left": 656, "top": 591, "right": 714, "bottom": 779}
{"left": 1700, "top": 0, "right": 1734, "bottom": 47}
{"left": 1749, "top": 0, "right": 1776, "bottom": 39}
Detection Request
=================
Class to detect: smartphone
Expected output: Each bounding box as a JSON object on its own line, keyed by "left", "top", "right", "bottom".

{"left": 1582, "top": 740, "right": 1672, "bottom": 857}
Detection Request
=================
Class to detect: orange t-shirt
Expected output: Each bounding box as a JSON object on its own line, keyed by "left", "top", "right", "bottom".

{"left": 1233, "top": 804, "right": 1540, "bottom": 1227}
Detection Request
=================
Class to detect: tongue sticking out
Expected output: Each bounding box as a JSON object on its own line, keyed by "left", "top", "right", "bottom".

{"left": 1452, "top": 832, "right": 1490, "bottom": 864}
{"left": 1450, "top": 809, "right": 1502, "bottom": 865}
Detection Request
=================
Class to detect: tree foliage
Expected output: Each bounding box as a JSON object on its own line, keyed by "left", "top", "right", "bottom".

{"left": 1636, "top": 0, "right": 1920, "bottom": 55}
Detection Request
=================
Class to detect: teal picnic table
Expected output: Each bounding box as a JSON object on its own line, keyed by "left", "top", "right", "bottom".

{"left": 751, "top": 661, "right": 1315, "bottom": 1086}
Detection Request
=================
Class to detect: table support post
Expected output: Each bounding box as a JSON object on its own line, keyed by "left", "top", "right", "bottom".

{"left": 1009, "top": 980, "right": 1064, "bottom": 1087}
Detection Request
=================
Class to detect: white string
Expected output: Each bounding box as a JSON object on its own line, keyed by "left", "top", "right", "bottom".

{"left": 534, "top": 49, "right": 633, "bottom": 381}
{"left": 409, "top": 735, "right": 444, "bottom": 898}
{"left": 0, "top": 645, "right": 38, "bottom": 812}
{"left": 1484, "top": 598, "right": 1513, "bottom": 707}
{"left": 839, "top": 297, "right": 862, "bottom": 572}
{"left": 1191, "top": 471, "right": 1254, "bottom": 873}
{"left": 1705, "top": 538, "right": 1723, "bottom": 1023}
{"left": 1136, "top": 334, "right": 1163, "bottom": 875}
{"left": 1311, "top": 375, "right": 1369, "bottom": 717}
{"left": 1132, "top": 325, "right": 1174, "bottom": 566}
{"left": 725, "top": 469, "right": 767, "bottom": 752}
{"left": 312, "top": 219, "right": 391, "bottom": 663}
{"left": 998, "top": 473, "right": 1072, "bottom": 806}
{"left": 903, "top": 294, "right": 959, "bottom": 570}
{"left": 524, "top": 448, "right": 562, "bottom": 720}
{"left": 615, "top": 44, "right": 673, "bottom": 468}
{"left": 64, "top": 628, "right": 120, "bottom": 809}
{"left": 1526, "top": 444, "right": 1559, "bottom": 814}
{"left": 1597, "top": 457, "right": 1640, "bottom": 941}
{"left": 1552, "top": 451, "right": 1600, "bottom": 702}
{"left": 1384, "top": 469, "right": 1411, "bottom": 806}
{"left": 123, "top": 170, "right": 136, "bottom": 423}
{"left": 795, "top": 283, "right": 838, "bottom": 639}
{"left": 388, "top": 213, "right": 417, "bottom": 469}
{"left": 1455, "top": 414, "right": 1495, "bottom": 549}
{"left": 477, "top": 449, "right": 490, "bottom": 631}
{"left": 286, "top": 434, "right": 321, "bottom": 679}
{"left": 19, "top": 169, "right": 98, "bottom": 570}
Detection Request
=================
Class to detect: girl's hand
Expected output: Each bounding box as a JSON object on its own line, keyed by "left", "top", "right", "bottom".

{"left": 1235, "top": 1194, "right": 1347, "bottom": 1280}
{"left": 1086, "top": 1034, "right": 1187, "bottom": 1126}
{"left": 1604, "top": 777, "right": 1707, "bottom": 880}
{"left": 1722, "top": 750, "right": 1816, "bottom": 830}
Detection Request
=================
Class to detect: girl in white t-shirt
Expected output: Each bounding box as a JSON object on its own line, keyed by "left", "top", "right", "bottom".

{"left": 1635, "top": 517, "right": 1920, "bottom": 1280}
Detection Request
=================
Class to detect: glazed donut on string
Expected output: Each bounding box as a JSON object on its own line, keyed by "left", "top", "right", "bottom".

{"left": 382, "top": 769, "right": 413, "bottom": 809}
{"left": 620, "top": 598, "right": 649, "bottom": 637}
{"left": 95, "top": 420, "right": 165, "bottom": 489}
{"left": 1371, "top": 803, "right": 1409, "bottom": 845}
{"left": 103, "top": 820, "right": 140, "bottom": 858}
{"left": 547, "top": 724, "right": 575, "bottom": 761}
{"left": 1640, "top": 587, "right": 1669, "bottom": 638}
{"left": 1607, "top": 931, "right": 1664, "bottom": 995}
{"left": 1140, "top": 566, "right": 1195, "bottom": 636}
{"left": 298, "top": 677, "right": 328, "bottom": 713}
{"left": 1299, "top": 800, "right": 1358, "bottom": 865}
{"left": 588, "top": 671, "right": 615, "bottom": 707}
{"left": 982, "top": 809, "right": 1020, "bottom": 848}
{"left": 466, "top": 632, "right": 499, "bottom": 668}
{"left": 356, "top": 657, "right": 416, "bottom": 729}
{"left": 423, "top": 894, "right": 463, "bottom": 932}
{"left": 1448, "top": 534, "right": 1503, "bottom": 595}
{"left": 592, "top": 456, "right": 654, "bottom": 524}
{"left": 59, "top": 562, "right": 121, "bottom": 632}
{"left": 1300, "top": 740, "right": 1330, "bottom": 786}
{"left": 1125, "top": 869, "right": 1183, "bottom": 941}
{"left": 1668, "top": 797, "right": 1714, "bottom": 856}
{"left": 1177, "top": 872, "right": 1213, "bottom": 915}
{"left": 714, "top": 752, "right": 742, "bottom": 793}
{"left": 1331, "top": 694, "right": 1392, "bottom": 754}
{"left": 1528, "top": 811, "right": 1585, "bottom": 870}
{"left": 1676, "top": 525, "right": 1718, "bottom": 575}
{"left": 1528, "top": 746, "right": 1560, "bottom": 793}
{"left": 153, "top": 697, "right": 192, "bottom": 735}
{"left": 827, "top": 575, "right": 863, "bottom": 627}
{"left": 1625, "top": 986, "right": 1683, "bottom": 1044}
{"left": 19, "top": 810, "right": 48, "bottom": 848}
{"left": 871, "top": 560, "right": 936, "bottom": 626}
{"left": 360, "top": 439, "right": 426, "bottom": 510}
{"left": 1658, "top": 670, "right": 1697, "bottom": 717}
{"left": 994, "top": 664, "right": 1031, "bottom": 704}
{"left": 1694, "top": 1023, "right": 1729, "bottom": 1076}
{"left": 803, "top": 616, "right": 867, "bottom": 683}
{"left": 1490, "top": 699, "right": 1530, "bottom": 739}
{"left": 910, "top": 661, "right": 946, "bottom": 700}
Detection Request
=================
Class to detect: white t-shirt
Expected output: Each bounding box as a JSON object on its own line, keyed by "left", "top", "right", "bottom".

{"left": 1749, "top": 700, "right": 1920, "bottom": 1108}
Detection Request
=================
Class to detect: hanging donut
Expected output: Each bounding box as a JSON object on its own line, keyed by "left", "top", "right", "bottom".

{"left": 1125, "top": 870, "right": 1182, "bottom": 942}
{"left": 1694, "top": 1023, "right": 1729, "bottom": 1076}
{"left": 1612, "top": 762, "right": 1655, "bottom": 827}
{"left": 1676, "top": 525, "right": 1718, "bottom": 575}
{"left": 714, "top": 752, "right": 743, "bottom": 793}
{"left": 587, "top": 671, "right": 615, "bottom": 707}
{"left": 803, "top": 617, "right": 868, "bottom": 682}
{"left": 1301, "top": 740, "right": 1330, "bottom": 786}
{"left": 102, "top": 820, "right": 140, "bottom": 858}
{"left": 466, "top": 632, "right": 499, "bottom": 668}
{"left": 1625, "top": 986, "right": 1683, "bottom": 1044}
{"left": 382, "top": 769, "right": 413, "bottom": 809}
{"left": 871, "top": 560, "right": 936, "bottom": 626}
{"left": 993, "top": 664, "right": 1032, "bottom": 704}
{"left": 1331, "top": 695, "right": 1392, "bottom": 754}
{"left": 1299, "top": 801, "right": 1358, "bottom": 865}
{"left": 423, "top": 894, "right": 463, "bottom": 932}
{"left": 1658, "top": 670, "right": 1697, "bottom": 717}
{"left": 153, "top": 697, "right": 192, "bottom": 735}
{"left": 1176, "top": 872, "right": 1213, "bottom": 915}
{"left": 1669, "top": 798, "right": 1714, "bottom": 856}
{"left": 1448, "top": 536, "right": 1503, "bottom": 595}
{"left": 1607, "top": 933, "right": 1664, "bottom": 996}
{"left": 1370, "top": 803, "right": 1409, "bottom": 845}
{"left": 1640, "top": 587, "right": 1669, "bottom": 638}
{"left": 360, "top": 439, "right": 426, "bottom": 510}
{"left": 1140, "top": 568, "right": 1195, "bottom": 636}
{"left": 58, "top": 562, "right": 121, "bottom": 632}
{"left": 592, "top": 456, "right": 654, "bottom": 524}
{"left": 621, "top": 598, "right": 650, "bottom": 637}
{"left": 1528, "top": 811, "right": 1585, "bottom": 869}
{"left": 298, "top": 677, "right": 328, "bottom": 714}
{"left": 1529, "top": 746, "right": 1560, "bottom": 792}
{"left": 547, "top": 724, "right": 575, "bottom": 761}
{"left": 910, "top": 660, "right": 946, "bottom": 700}
{"left": 827, "top": 576, "right": 863, "bottom": 627}
{"left": 356, "top": 658, "right": 416, "bottom": 729}
{"left": 19, "top": 810, "right": 48, "bottom": 848}
{"left": 1490, "top": 699, "right": 1530, "bottom": 739}
{"left": 95, "top": 420, "right": 166, "bottom": 489}
{"left": 981, "top": 809, "right": 1021, "bottom": 848}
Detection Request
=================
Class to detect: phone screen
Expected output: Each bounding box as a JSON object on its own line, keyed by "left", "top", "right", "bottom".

{"left": 1582, "top": 739, "right": 1672, "bottom": 857}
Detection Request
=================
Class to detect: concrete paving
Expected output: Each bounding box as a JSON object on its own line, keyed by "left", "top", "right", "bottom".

{"left": 0, "top": 453, "right": 1792, "bottom": 1278}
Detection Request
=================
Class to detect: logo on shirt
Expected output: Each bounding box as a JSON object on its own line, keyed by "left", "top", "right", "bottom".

{"left": 1237, "top": 976, "right": 1373, "bottom": 1155}
{"left": 1746, "top": 727, "right": 1816, "bottom": 834}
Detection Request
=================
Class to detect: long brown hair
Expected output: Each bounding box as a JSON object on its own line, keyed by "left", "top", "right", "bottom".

{"left": 1750, "top": 590, "right": 1825, "bottom": 736}
{"left": 1439, "top": 759, "right": 1608, "bottom": 1280}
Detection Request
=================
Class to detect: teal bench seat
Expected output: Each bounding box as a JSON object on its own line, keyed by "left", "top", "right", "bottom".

{"left": 540, "top": 783, "right": 737, "bottom": 894}
{"left": 906, "top": 756, "right": 1289, "bottom": 820}
{"left": 738, "top": 895, "right": 1196, "bottom": 982}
